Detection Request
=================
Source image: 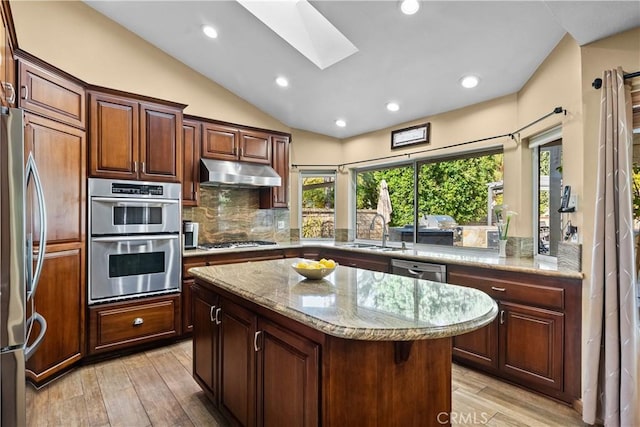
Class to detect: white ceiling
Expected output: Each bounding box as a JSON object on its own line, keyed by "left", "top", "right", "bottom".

{"left": 85, "top": 1, "right": 640, "bottom": 139}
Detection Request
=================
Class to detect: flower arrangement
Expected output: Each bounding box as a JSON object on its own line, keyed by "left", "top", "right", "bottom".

{"left": 494, "top": 205, "right": 517, "bottom": 241}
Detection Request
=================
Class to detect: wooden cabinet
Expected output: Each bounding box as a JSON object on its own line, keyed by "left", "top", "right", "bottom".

{"left": 238, "top": 130, "right": 271, "bottom": 164}
{"left": 89, "top": 90, "right": 183, "bottom": 182}
{"left": 26, "top": 247, "right": 85, "bottom": 386}
{"left": 499, "top": 302, "right": 564, "bottom": 390}
{"left": 24, "top": 113, "right": 86, "bottom": 245}
{"left": 201, "top": 122, "right": 271, "bottom": 164}
{"left": 0, "top": 2, "right": 16, "bottom": 108}
{"left": 219, "top": 297, "right": 257, "bottom": 426}
{"left": 88, "top": 294, "right": 181, "bottom": 355}
{"left": 260, "top": 135, "right": 290, "bottom": 209}
{"left": 192, "top": 284, "right": 319, "bottom": 427}
{"left": 257, "top": 317, "right": 319, "bottom": 427}
{"left": 192, "top": 286, "right": 219, "bottom": 399}
{"left": 18, "top": 59, "right": 85, "bottom": 128}
{"left": 448, "top": 264, "right": 581, "bottom": 403}
{"left": 182, "top": 118, "right": 201, "bottom": 206}
{"left": 19, "top": 58, "right": 87, "bottom": 385}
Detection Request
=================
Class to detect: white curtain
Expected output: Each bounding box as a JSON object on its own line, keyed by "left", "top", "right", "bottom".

{"left": 583, "top": 67, "right": 639, "bottom": 426}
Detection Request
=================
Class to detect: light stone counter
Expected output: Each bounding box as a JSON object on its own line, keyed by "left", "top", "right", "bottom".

{"left": 184, "top": 241, "right": 583, "bottom": 279}
{"left": 190, "top": 258, "right": 498, "bottom": 341}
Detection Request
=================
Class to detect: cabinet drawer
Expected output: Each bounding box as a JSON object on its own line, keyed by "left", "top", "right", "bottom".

{"left": 448, "top": 270, "right": 564, "bottom": 310}
{"left": 184, "top": 261, "right": 207, "bottom": 279}
{"left": 89, "top": 294, "right": 180, "bottom": 354}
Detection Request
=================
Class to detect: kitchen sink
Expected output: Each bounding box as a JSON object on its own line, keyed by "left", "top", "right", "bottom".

{"left": 342, "top": 243, "right": 405, "bottom": 252}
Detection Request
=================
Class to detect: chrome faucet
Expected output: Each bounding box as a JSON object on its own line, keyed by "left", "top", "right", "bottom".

{"left": 369, "top": 213, "right": 388, "bottom": 247}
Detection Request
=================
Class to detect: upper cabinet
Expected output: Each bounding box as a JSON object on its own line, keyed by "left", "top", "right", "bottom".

{"left": 260, "top": 135, "right": 290, "bottom": 209}
{"left": 18, "top": 60, "right": 85, "bottom": 129}
{"left": 202, "top": 122, "right": 271, "bottom": 164}
{"left": 88, "top": 90, "right": 184, "bottom": 182}
{"left": 182, "top": 118, "right": 201, "bottom": 206}
{"left": 0, "top": 2, "right": 16, "bottom": 108}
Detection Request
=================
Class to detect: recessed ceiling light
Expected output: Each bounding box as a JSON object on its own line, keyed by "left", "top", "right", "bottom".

{"left": 202, "top": 25, "right": 218, "bottom": 39}
{"left": 275, "top": 76, "right": 289, "bottom": 88}
{"left": 386, "top": 102, "right": 400, "bottom": 112}
{"left": 400, "top": 0, "right": 420, "bottom": 15}
{"left": 335, "top": 119, "right": 346, "bottom": 128}
{"left": 460, "top": 75, "right": 479, "bottom": 89}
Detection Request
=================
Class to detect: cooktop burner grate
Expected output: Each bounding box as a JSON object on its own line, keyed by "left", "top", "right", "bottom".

{"left": 198, "top": 241, "right": 277, "bottom": 250}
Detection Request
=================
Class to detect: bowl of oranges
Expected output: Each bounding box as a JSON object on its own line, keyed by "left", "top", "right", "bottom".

{"left": 292, "top": 258, "right": 337, "bottom": 280}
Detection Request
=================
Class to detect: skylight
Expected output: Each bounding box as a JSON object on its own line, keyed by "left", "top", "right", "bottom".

{"left": 237, "top": 0, "right": 358, "bottom": 70}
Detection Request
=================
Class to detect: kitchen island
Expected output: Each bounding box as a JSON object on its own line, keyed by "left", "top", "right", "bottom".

{"left": 190, "top": 258, "right": 498, "bottom": 427}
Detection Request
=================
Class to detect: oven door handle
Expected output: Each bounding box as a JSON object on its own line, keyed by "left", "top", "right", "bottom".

{"left": 92, "top": 197, "right": 180, "bottom": 205}
{"left": 91, "top": 234, "right": 180, "bottom": 243}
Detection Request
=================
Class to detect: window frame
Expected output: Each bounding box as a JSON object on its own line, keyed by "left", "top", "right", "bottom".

{"left": 352, "top": 146, "right": 503, "bottom": 250}
{"left": 298, "top": 170, "right": 337, "bottom": 241}
{"left": 529, "top": 125, "right": 562, "bottom": 260}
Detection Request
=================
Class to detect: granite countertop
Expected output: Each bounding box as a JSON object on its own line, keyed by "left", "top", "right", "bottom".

{"left": 184, "top": 241, "right": 583, "bottom": 280}
{"left": 190, "top": 258, "right": 499, "bottom": 341}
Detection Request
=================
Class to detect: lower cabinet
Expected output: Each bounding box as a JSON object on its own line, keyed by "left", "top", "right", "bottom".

{"left": 318, "top": 249, "right": 390, "bottom": 272}
{"left": 448, "top": 264, "right": 580, "bottom": 403}
{"left": 88, "top": 294, "right": 181, "bottom": 355}
{"left": 26, "top": 246, "right": 85, "bottom": 385}
{"left": 192, "top": 285, "right": 319, "bottom": 427}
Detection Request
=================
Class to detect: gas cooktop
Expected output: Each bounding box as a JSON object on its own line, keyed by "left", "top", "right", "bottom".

{"left": 197, "top": 241, "right": 277, "bottom": 250}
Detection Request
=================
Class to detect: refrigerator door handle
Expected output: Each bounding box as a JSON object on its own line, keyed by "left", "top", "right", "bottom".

{"left": 25, "top": 152, "right": 47, "bottom": 300}
{"left": 24, "top": 312, "right": 47, "bottom": 361}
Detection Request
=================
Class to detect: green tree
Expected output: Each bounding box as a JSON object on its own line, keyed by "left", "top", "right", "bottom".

{"left": 302, "top": 177, "right": 335, "bottom": 208}
{"left": 356, "top": 153, "right": 503, "bottom": 227}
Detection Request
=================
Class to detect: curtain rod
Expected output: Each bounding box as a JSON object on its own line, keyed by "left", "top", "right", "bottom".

{"left": 592, "top": 71, "right": 640, "bottom": 89}
{"left": 292, "top": 106, "right": 566, "bottom": 169}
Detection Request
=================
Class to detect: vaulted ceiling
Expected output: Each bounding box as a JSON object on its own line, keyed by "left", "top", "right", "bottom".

{"left": 86, "top": 1, "right": 640, "bottom": 138}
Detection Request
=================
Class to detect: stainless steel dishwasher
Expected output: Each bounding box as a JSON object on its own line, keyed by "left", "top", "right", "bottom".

{"left": 390, "top": 259, "right": 446, "bottom": 282}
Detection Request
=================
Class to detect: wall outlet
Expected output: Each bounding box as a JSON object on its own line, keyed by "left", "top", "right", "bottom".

{"left": 277, "top": 220, "right": 285, "bottom": 230}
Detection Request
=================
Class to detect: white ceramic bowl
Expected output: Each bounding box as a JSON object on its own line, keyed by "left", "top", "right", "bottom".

{"left": 292, "top": 262, "right": 337, "bottom": 280}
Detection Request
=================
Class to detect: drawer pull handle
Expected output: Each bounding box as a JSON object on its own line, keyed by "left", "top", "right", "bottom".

{"left": 21, "top": 85, "right": 28, "bottom": 100}
{"left": 210, "top": 305, "right": 216, "bottom": 322}
{"left": 133, "top": 317, "right": 144, "bottom": 326}
{"left": 500, "top": 310, "right": 505, "bottom": 324}
{"left": 254, "top": 331, "right": 262, "bottom": 352}
{"left": 214, "top": 308, "right": 222, "bottom": 325}
{"left": 491, "top": 286, "right": 506, "bottom": 292}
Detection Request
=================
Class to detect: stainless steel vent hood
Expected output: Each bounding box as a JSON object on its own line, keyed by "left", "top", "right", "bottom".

{"left": 200, "top": 158, "right": 281, "bottom": 188}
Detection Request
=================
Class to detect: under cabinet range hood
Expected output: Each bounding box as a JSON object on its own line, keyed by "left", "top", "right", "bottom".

{"left": 200, "top": 158, "right": 281, "bottom": 188}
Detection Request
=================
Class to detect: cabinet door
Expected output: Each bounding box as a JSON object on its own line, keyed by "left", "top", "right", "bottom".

{"left": 182, "top": 279, "right": 194, "bottom": 334}
{"left": 239, "top": 130, "right": 271, "bottom": 164}
{"left": 182, "top": 118, "right": 200, "bottom": 206}
{"left": 257, "top": 318, "right": 319, "bottom": 427}
{"left": 202, "top": 122, "right": 239, "bottom": 161}
{"left": 260, "top": 135, "right": 289, "bottom": 209}
{"left": 452, "top": 317, "right": 498, "bottom": 369}
{"left": 24, "top": 113, "right": 86, "bottom": 245}
{"left": 89, "top": 92, "right": 139, "bottom": 179}
{"left": 499, "top": 302, "right": 564, "bottom": 391}
{"left": 219, "top": 298, "right": 257, "bottom": 427}
{"left": 19, "top": 60, "right": 85, "bottom": 128}
{"left": 192, "top": 286, "right": 219, "bottom": 400}
{"left": 139, "top": 102, "right": 182, "bottom": 182}
{"left": 26, "top": 247, "right": 85, "bottom": 385}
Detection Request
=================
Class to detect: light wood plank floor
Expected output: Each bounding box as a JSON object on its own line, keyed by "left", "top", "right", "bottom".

{"left": 26, "top": 340, "right": 585, "bottom": 426}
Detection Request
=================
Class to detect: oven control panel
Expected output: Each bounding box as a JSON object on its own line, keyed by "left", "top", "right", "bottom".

{"left": 111, "top": 183, "right": 164, "bottom": 196}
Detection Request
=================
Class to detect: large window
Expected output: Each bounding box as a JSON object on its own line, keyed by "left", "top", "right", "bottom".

{"left": 300, "top": 171, "right": 336, "bottom": 240}
{"left": 530, "top": 127, "right": 563, "bottom": 257}
{"left": 354, "top": 150, "right": 503, "bottom": 249}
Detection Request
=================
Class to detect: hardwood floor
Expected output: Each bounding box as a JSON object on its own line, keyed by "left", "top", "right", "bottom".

{"left": 26, "top": 340, "right": 584, "bottom": 426}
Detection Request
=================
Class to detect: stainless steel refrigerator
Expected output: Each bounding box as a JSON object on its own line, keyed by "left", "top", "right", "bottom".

{"left": 0, "top": 107, "right": 48, "bottom": 426}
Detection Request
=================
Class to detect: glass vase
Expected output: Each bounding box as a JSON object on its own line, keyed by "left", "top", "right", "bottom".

{"left": 498, "top": 240, "right": 507, "bottom": 258}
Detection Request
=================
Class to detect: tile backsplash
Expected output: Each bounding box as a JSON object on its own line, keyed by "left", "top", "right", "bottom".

{"left": 182, "top": 186, "right": 290, "bottom": 244}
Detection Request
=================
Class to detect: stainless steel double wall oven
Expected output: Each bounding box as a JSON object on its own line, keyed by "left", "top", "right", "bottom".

{"left": 88, "top": 178, "right": 181, "bottom": 304}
